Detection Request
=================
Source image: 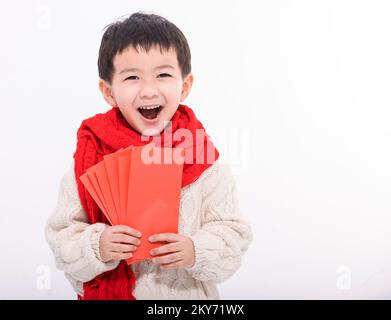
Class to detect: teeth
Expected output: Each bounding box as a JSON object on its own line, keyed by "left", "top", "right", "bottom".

{"left": 138, "top": 105, "right": 160, "bottom": 110}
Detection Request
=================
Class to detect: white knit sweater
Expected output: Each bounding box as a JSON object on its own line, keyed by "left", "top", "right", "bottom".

{"left": 45, "top": 159, "right": 252, "bottom": 299}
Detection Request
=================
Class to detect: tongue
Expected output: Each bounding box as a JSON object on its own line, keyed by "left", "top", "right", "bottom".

{"left": 139, "top": 107, "right": 160, "bottom": 120}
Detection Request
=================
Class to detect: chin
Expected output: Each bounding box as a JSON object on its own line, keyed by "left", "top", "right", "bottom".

{"left": 137, "top": 121, "right": 165, "bottom": 137}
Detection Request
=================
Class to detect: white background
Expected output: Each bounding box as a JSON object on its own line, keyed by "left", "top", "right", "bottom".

{"left": 0, "top": 0, "right": 390, "bottom": 299}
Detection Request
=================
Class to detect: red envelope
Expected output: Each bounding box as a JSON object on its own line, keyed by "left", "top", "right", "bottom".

{"left": 103, "top": 153, "right": 121, "bottom": 222}
{"left": 79, "top": 173, "right": 112, "bottom": 224}
{"left": 125, "top": 146, "right": 184, "bottom": 264}
{"left": 93, "top": 161, "right": 119, "bottom": 225}
{"left": 79, "top": 144, "right": 184, "bottom": 265}
{"left": 114, "top": 147, "right": 133, "bottom": 224}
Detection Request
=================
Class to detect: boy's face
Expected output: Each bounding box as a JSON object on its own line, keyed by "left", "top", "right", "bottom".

{"left": 99, "top": 45, "right": 193, "bottom": 136}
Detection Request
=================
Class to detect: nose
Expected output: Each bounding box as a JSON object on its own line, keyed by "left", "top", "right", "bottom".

{"left": 139, "top": 80, "right": 158, "bottom": 98}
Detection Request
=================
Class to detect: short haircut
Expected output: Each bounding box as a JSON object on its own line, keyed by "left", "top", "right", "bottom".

{"left": 98, "top": 12, "right": 191, "bottom": 83}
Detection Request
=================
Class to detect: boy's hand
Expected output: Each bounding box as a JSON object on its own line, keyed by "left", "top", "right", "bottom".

{"left": 149, "top": 233, "right": 195, "bottom": 270}
{"left": 99, "top": 225, "right": 142, "bottom": 262}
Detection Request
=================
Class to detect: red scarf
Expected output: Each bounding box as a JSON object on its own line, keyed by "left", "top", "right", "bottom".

{"left": 73, "top": 104, "right": 219, "bottom": 300}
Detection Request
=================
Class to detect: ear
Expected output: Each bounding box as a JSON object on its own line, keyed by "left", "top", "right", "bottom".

{"left": 180, "top": 73, "right": 194, "bottom": 102}
{"left": 98, "top": 79, "right": 117, "bottom": 107}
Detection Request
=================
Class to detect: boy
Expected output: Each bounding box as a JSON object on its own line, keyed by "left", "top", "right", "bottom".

{"left": 45, "top": 12, "right": 252, "bottom": 300}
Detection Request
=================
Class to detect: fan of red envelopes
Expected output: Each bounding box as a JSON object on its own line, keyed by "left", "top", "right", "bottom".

{"left": 80, "top": 145, "right": 184, "bottom": 264}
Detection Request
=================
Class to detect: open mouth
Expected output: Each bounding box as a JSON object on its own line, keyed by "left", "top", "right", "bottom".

{"left": 137, "top": 105, "right": 163, "bottom": 121}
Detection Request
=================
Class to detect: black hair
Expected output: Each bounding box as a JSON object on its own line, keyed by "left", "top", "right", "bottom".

{"left": 98, "top": 12, "right": 191, "bottom": 83}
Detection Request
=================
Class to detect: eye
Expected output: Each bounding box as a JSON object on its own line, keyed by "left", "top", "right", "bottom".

{"left": 125, "top": 75, "right": 139, "bottom": 81}
{"left": 157, "top": 73, "right": 172, "bottom": 78}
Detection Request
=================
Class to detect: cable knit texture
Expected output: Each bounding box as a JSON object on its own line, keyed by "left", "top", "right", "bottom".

{"left": 45, "top": 159, "right": 252, "bottom": 299}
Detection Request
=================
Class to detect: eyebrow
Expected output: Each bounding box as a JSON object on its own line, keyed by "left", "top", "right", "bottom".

{"left": 119, "top": 64, "right": 175, "bottom": 75}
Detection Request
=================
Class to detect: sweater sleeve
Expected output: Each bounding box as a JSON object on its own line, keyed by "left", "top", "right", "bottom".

{"left": 184, "top": 161, "right": 253, "bottom": 283}
{"left": 45, "top": 163, "right": 119, "bottom": 285}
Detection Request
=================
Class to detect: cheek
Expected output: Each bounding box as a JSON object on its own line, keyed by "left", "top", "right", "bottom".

{"left": 160, "top": 81, "right": 183, "bottom": 100}
{"left": 114, "top": 85, "right": 138, "bottom": 106}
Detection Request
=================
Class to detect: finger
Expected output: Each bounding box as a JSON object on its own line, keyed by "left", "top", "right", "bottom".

{"left": 160, "top": 259, "right": 184, "bottom": 270}
{"left": 111, "top": 225, "right": 142, "bottom": 238}
{"left": 112, "top": 234, "right": 141, "bottom": 246}
{"left": 109, "top": 243, "right": 137, "bottom": 253}
{"left": 152, "top": 252, "right": 182, "bottom": 265}
{"left": 111, "top": 252, "right": 133, "bottom": 261}
{"left": 149, "top": 233, "right": 179, "bottom": 243}
{"left": 150, "top": 243, "right": 180, "bottom": 256}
